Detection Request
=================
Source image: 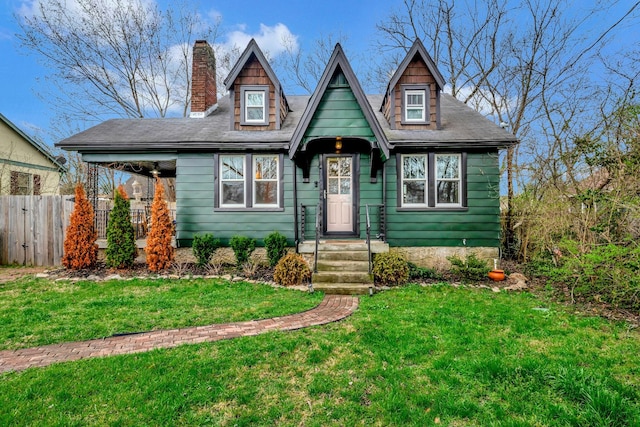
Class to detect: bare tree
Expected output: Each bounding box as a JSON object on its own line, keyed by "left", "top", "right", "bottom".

{"left": 17, "top": 0, "right": 219, "bottom": 122}
{"left": 276, "top": 32, "right": 351, "bottom": 94}
{"left": 375, "top": 0, "right": 640, "bottom": 257}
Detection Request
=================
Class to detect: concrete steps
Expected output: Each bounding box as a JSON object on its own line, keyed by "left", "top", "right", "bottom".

{"left": 303, "top": 240, "right": 388, "bottom": 295}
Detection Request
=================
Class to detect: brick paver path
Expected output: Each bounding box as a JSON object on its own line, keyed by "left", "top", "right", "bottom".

{"left": 0, "top": 295, "right": 358, "bottom": 373}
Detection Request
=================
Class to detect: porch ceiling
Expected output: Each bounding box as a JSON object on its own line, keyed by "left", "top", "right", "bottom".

{"left": 88, "top": 159, "right": 177, "bottom": 178}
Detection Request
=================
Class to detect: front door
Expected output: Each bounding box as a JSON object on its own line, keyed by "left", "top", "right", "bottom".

{"left": 325, "top": 155, "right": 354, "bottom": 233}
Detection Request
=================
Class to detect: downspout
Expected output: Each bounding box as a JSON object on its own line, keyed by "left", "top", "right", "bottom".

{"left": 382, "top": 156, "right": 386, "bottom": 242}
{"left": 293, "top": 160, "right": 299, "bottom": 253}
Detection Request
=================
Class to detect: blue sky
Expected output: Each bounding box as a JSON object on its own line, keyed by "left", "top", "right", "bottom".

{"left": 1, "top": 0, "right": 638, "bottom": 150}
{"left": 0, "top": 0, "right": 392, "bottom": 147}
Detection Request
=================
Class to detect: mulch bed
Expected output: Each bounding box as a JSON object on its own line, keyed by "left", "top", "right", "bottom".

{"left": 2, "top": 260, "right": 637, "bottom": 327}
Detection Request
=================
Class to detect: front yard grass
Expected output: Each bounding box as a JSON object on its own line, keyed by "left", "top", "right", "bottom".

{"left": 0, "top": 276, "right": 323, "bottom": 350}
{"left": 1, "top": 280, "right": 639, "bottom": 426}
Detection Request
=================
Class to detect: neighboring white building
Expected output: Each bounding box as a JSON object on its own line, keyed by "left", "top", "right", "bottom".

{"left": 0, "top": 113, "right": 66, "bottom": 195}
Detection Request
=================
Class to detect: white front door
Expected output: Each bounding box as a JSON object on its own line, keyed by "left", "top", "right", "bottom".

{"left": 326, "top": 156, "right": 353, "bottom": 233}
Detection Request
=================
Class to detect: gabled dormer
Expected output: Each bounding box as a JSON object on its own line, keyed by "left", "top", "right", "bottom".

{"left": 381, "top": 39, "right": 445, "bottom": 130}
{"left": 289, "top": 43, "right": 389, "bottom": 182}
{"left": 223, "top": 39, "right": 290, "bottom": 131}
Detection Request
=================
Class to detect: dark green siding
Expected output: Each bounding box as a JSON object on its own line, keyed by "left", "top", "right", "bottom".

{"left": 175, "top": 150, "right": 500, "bottom": 248}
{"left": 384, "top": 151, "right": 501, "bottom": 248}
{"left": 296, "top": 153, "right": 384, "bottom": 239}
{"left": 175, "top": 153, "right": 295, "bottom": 246}
{"left": 302, "top": 85, "right": 375, "bottom": 144}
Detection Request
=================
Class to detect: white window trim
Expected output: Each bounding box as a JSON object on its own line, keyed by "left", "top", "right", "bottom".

{"left": 435, "top": 153, "right": 462, "bottom": 207}
{"left": 220, "top": 155, "right": 246, "bottom": 208}
{"left": 253, "top": 155, "right": 279, "bottom": 207}
{"left": 404, "top": 89, "right": 426, "bottom": 122}
{"left": 240, "top": 86, "right": 269, "bottom": 125}
{"left": 401, "top": 154, "right": 428, "bottom": 208}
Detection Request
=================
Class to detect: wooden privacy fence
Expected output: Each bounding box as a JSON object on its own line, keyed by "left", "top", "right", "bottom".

{"left": 0, "top": 195, "right": 73, "bottom": 266}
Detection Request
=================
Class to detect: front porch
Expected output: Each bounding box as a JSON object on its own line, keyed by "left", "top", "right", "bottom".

{"left": 298, "top": 239, "right": 389, "bottom": 295}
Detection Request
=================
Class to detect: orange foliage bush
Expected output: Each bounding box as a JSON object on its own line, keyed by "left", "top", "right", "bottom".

{"left": 145, "top": 178, "right": 174, "bottom": 271}
{"left": 62, "top": 183, "right": 98, "bottom": 269}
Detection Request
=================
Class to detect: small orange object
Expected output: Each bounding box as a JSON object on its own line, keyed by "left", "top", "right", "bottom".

{"left": 488, "top": 270, "right": 506, "bottom": 281}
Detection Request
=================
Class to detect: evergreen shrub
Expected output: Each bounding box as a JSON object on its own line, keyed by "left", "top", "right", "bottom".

{"left": 105, "top": 185, "right": 137, "bottom": 268}
{"left": 408, "top": 261, "right": 443, "bottom": 281}
{"left": 192, "top": 233, "right": 220, "bottom": 267}
{"left": 448, "top": 253, "right": 490, "bottom": 282}
{"left": 229, "top": 235, "right": 256, "bottom": 266}
{"left": 264, "top": 231, "right": 288, "bottom": 267}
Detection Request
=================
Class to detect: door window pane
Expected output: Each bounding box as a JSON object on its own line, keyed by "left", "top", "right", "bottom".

{"left": 339, "top": 158, "right": 351, "bottom": 176}
{"left": 328, "top": 178, "right": 339, "bottom": 194}
{"left": 340, "top": 178, "right": 351, "bottom": 195}
{"left": 327, "top": 157, "right": 351, "bottom": 195}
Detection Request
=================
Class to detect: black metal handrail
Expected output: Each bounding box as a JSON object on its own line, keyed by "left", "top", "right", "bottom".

{"left": 314, "top": 202, "right": 321, "bottom": 273}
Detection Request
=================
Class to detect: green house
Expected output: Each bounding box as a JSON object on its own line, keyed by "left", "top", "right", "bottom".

{"left": 57, "top": 38, "right": 516, "bottom": 291}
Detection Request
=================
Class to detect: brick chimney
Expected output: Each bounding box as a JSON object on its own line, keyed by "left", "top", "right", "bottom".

{"left": 190, "top": 40, "right": 217, "bottom": 118}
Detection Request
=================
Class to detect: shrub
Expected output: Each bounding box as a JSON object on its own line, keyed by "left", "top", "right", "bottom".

{"left": 264, "top": 231, "right": 288, "bottom": 267}
{"left": 448, "top": 253, "right": 491, "bottom": 282}
{"left": 229, "top": 235, "right": 256, "bottom": 266}
{"left": 532, "top": 241, "right": 640, "bottom": 311}
{"left": 274, "top": 253, "right": 311, "bottom": 286}
{"left": 145, "top": 178, "right": 174, "bottom": 271}
{"left": 62, "top": 183, "right": 98, "bottom": 270}
{"left": 373, "top": 252, "right": 409, "bottom": 286}
{"left": 408, "top": 262, "right": 443, "bottom": 281}
{"left": 192, "top": 233, "right": 220, "bottom": 267}
{"left": 105, "top": 185, "right": 137, "bottom": 269}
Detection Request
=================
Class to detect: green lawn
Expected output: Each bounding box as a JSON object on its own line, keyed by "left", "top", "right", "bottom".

{"left": 0, "top": 276, "right": 323, "bottom": 350}
{"left": 1, "top": 279, "right": 639, "bottom": 426}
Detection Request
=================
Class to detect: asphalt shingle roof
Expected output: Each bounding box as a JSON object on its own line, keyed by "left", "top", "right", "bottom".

{"left": 56, "top": 93, "right": 516, "bottom": 152}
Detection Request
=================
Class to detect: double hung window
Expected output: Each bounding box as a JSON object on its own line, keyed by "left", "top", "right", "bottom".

{"left": 435, "top": 154, "right": 461, "bottom": 206}
{"left": 402, "top": 85, "right": 429, "bottom": 124}
{"left": 400, "top": 153, "right": 464, "bottom": 208}
{"left": 405, "top": 90, "right": 426, "bottom": 122}
{"left": 240, "top": 86, "right": 269, "bottom": 125}
{"left": 218, "top": 154, "right": 280, "bottom": 209}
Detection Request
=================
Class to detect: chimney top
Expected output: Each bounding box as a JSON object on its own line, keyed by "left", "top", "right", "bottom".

{"left": 190, "top": 40, "right": 217, "bottom": 118}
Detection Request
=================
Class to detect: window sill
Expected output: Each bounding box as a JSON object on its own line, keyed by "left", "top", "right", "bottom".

{"left": 214, "top": 207, "right": 285, "bottom": 213}
{"left": 397, "top": 206, "right": 468, "bottom": 212}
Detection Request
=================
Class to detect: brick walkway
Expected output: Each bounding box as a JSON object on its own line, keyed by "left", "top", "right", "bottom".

{"left": 0, "top": 295, "right": 358, "bottom": 373}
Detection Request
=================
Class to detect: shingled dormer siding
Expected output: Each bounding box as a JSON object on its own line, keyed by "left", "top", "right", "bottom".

{"left": 231, "top": 55, "right": 284, "bottom": 130}
{"left": 386, "top": 57, "right": 439, "bottom": 130}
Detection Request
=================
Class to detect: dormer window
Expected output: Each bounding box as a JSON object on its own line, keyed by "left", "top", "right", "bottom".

{"left": 241, "top": 86, "right": 269, "bottom": 125}
{"left": 402, "top": 85, "right": 429, "bottom": 124}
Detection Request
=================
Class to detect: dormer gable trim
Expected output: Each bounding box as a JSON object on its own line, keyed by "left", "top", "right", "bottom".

{"left": 224, "top": 39, "right": 282, "bottom": 92}
{"left": 387, "top": 38, "right": 445, "bottom": 91}
{"left": 224, "top": 39, "right": 289, "bottom": 130}
{"left": 289, "top": 43, "right": 389, "bottom": 159}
